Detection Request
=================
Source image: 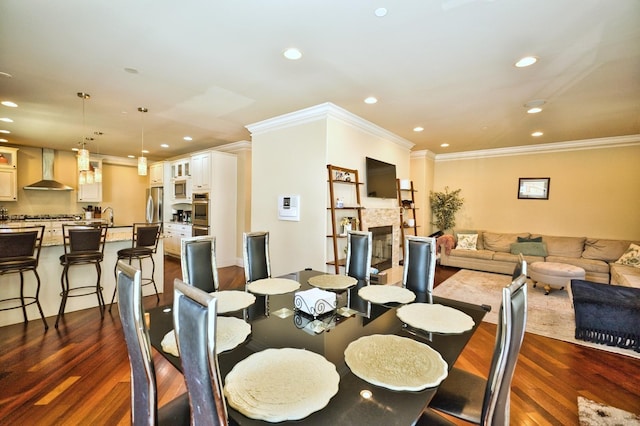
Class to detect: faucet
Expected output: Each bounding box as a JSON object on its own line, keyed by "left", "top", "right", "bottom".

{"left": 102, "top": 207, "right": 114, "bottom": 227}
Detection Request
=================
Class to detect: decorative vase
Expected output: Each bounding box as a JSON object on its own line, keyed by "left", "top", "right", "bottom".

{"left": 342, "top": 223, "right": 352, "bottom": 236}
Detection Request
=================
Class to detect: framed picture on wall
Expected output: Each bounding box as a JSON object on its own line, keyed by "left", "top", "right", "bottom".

{"left": 518, "top": 177, "right": 550, "bottom": 199}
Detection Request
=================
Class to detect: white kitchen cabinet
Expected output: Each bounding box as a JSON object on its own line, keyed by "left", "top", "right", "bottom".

{"left": 77, "top": 159, "right": 102, "bottom": 202}
{"left": 163, "top": 222, "right": 192, "bottom": 257}
{"left": 191, "top": 152, "right": 211, "bottom": 192}
{"left": 149, "top": 161, "right": 165, "bottom": 186}
{"left": 171, "top": 158, "right": 190, "bottom": 179}
{"left": 0, "top": 146, "right": 18, "bottom": 202}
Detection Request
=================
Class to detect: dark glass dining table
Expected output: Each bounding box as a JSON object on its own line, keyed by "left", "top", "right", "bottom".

{"left": 146, "top": 269, "right": 490, "bottom": 425}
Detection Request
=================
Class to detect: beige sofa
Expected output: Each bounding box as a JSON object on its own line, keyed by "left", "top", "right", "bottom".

{"left": 438, "top": 230, "right": 640, "bottom": 288}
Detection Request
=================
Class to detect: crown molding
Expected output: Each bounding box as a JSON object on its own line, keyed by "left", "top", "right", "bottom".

{"left": 434, "top": 134, "right": 640, "bottom": 162}
{"left": 410, "top": 149, "right": 436, "bottom": 160}
{"left": 246, "top": 102, "right": 414, "bottom": 150}
{"left": 215, "top": 140, "right": 251, "bottom": 153}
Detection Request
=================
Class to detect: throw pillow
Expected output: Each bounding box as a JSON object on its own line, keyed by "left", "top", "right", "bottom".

{"left": 517, "top": 236, "right": 543, "bottom": 243}
{"left": 615, "top": 243, "right": 640, "bottom": 269}
{"left": 456, "top": 233, "right": 478, "bottom": 250}
{"left": 510, "top": 242, "right": 548, "bottom": 257}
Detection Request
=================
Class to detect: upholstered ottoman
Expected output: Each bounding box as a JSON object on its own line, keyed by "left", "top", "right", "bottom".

{"left": 571, "top": 279, "right": 640, "bottom": 352}
{"left": 530, "top": 262, "right": 585, "bottom": 295}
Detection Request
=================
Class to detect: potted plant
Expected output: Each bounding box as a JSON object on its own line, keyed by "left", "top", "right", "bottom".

{"left": 429, "top": 187, "right": 464, "bottom": 233}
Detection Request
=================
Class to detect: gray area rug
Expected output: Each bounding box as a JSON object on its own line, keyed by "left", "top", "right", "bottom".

{"left": 578, "top": 396, "right": 640, "bottom": 425}
{"left": 432, "top": 269, "right": 640, "bottom": 359}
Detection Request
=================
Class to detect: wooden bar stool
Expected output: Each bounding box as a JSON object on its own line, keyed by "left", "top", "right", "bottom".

{"left": 109, "top": 222, "right": 162, "bottom": 312}
{"left": 0, "top": 225, "right": 48, "bottom": 330}
{"left": 55, "top": 223, "right": 108, "bottom": 328}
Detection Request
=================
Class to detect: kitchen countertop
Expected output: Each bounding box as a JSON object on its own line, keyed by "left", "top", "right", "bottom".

{"left": 0, "top": 219, "right": 133, "bottom": 246}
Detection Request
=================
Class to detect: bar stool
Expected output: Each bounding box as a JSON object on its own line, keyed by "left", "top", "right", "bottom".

{"left": 0, "top": 225, "right": 48, "bottom": 330}
{"left": 56, "top": 223, "right": 108, "bottom": 328}
{"left": 109, "top": 222, "right": 162, "bottom": 312}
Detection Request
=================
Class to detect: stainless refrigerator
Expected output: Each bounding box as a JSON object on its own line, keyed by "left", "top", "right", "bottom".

{"left": 146, "top": 187, "right": 163, "bottom": 223}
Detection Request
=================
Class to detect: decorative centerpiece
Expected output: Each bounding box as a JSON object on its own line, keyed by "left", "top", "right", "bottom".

{"left": 294, "top": 288, "right": 337, "bottom": 317}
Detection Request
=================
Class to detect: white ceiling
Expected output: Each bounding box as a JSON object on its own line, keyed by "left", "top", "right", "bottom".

{"left": 1, "top": 0, "right": 639, "bottom": 160}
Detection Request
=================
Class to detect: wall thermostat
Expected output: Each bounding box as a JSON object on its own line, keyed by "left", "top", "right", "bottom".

{"left": 278, "top": 195, "right": 300, "bottom": 221}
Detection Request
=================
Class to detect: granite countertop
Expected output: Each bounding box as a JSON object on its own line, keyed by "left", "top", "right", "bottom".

{"left": 0, "top": 219, "right": 133, "bottom": 246}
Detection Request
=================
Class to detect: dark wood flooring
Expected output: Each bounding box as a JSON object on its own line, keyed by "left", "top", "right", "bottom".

{"left": 0, "top": 257, "right": 638, "bottom": 425}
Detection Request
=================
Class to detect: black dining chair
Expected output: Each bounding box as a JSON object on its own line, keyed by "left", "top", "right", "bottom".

{"left": 173, "top": 279, "right": 228, "bottom": 425}
{"left": 345, "top": 230, "right": 372, "bottom": 283}
{"left": 0, "top": 225, "right": 48, "bottom": 330}
{"left": 116, "top": 261, "right": 190, "bottom": 426}
{"left": 402, "top": 235, "right": 437, "bottom": 294}
{"left": 56, "top": 223, "right": 108, "bottom": 328}
{"left": 242, "top": 231, "right": 271, "bottom": 285}
{"left": 180, "top": 235, "right": 219, "bottom": 293}
{"left": 110, "top": 222, "right": 162, "bottom": 312}
{"left": 426, "top": 268, "right": 528, "bottom": 425}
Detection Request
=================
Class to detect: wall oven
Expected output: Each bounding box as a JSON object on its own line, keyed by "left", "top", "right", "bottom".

{"left": 192, "top": 192, "right": 209, "bottom": 236}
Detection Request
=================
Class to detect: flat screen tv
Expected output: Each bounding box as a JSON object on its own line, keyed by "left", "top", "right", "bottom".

{"left": 366, "top": 157, "right": 397, "bottom": 199}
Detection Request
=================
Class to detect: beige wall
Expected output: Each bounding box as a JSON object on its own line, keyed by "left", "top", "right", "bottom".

{"left": 429, "top": 144, "right": 640, "bottom": 240}
{"left": 250, "top": 104, "right": 413, "bottom": 276}
{"left": 409, "top": 151, "right": 436, "bottom": 236}
{"left": 10, "top": 146, "right": 147, "bottom": 224}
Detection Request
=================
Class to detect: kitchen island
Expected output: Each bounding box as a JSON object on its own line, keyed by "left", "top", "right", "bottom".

{"left": 0, "top": 220, "right": 164, "bottom": 328}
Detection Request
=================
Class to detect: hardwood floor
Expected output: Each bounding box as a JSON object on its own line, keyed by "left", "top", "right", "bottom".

{"left": 1, "top": 258, "right": 638, "bottom": 425}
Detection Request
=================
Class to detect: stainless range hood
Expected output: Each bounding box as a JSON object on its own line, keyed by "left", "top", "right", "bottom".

{"left": 23, "top": 148, "right": 74, "bottom": 191}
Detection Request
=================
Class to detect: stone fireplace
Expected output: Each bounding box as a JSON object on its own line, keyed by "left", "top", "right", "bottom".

{"left": 361, "top": 208, "right": 401, "bottom": 269}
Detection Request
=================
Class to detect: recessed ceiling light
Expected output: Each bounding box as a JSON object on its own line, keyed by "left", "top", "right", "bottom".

{"left": 531, "top": 131, "right": 544, "bottom": 137}
{"left": 413, "top": 126, "right": 424, "bottom": 132}
{"left": 160, "top": 143, "right": 169, "bottom": 148}
{"left": 128, "top": 155, "right": 136, "bottom": 158}
{"left": 1, "top": 101, "right": 18, "bottom": 108}
{"left": 364, "top": 96, "right": 378, "bottom": 104}
{"left": 527, "top": 107, "right": 543, "bottom": 114}
{"left": 0, "top": 72, "right": 13, "bottom": 78}
{"left": 183, "top": 136, "right": 192, "bottom": 141}
{"left": 0, "top": 117, "right": 13, "bottom": 123}
{"left": 440, "top": 143, "right": 450, "bottom": 148}
{"left": 0, "top": 138, "right": 7, "bottom": 143}
{"left": 0, "top": 130, "right": 10, "bottom": 134}
{"left": 141, "top": 149, "right": 149, "bottom": 154}
{"left": 283, "top": 48, "right": 302, "bottom": 60}
{"left": 515, "top": 56, "right": 538, "bottom": 68}
{"left": 374, "top": 7, "right": 388, "bottom": 17}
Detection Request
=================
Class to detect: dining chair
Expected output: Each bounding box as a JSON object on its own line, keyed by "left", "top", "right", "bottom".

{"left": 427, "top": 268, "right": 528, "bottom": 425}
{"left": 110, "top": 222, "right": 162, "bottom": 312}
{"left": 402, "top": 235, "right": 437, "bottom": 294}
{"left": 173, "top": 279, "right": 228, "bottom": 425}
{"left": 116, "top": 261, "right": 190, "bottom": 426}
{"left": 512, "top": 253, "right": 527, "bottom": 280}
{"left": 242, "top": 231, "right": 271, "bottom": 284}
{"left": 0, "top": 225, "right": 48, "bottom": 330}
{"left": 180, "top": 235, "right": 219, "bottom": 293}
{"left": 345, "top": 230, "right": 372, "bottom": 283}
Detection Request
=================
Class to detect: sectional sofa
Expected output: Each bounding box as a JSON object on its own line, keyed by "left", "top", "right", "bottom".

{"left": 437, "top": 231, "right": 640, "bottom": 288}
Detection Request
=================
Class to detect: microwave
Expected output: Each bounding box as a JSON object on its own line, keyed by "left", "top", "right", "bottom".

{"left": 173, "top": 179, "right": 191, "bottom": 201}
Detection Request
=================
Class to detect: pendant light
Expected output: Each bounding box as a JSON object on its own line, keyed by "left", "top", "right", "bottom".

{"left": 77, "top": 92, "right": 91, "bottom": 172}
{"left": 138, "top": 107, "right": 148, "bottom": 176}
{"left": 93, "top": 131, "right": 102, "bottom": 183}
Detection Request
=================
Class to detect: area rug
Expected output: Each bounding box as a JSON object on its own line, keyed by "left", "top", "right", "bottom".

{"left": 578, "top": 396, "right": 640, "bottom": 425}
{"left": 432, "top": 269, "right": 640, "bottom": 359}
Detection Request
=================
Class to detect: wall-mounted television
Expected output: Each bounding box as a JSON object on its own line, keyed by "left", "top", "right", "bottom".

{"left": 366, "top": 157, "right": 397, "bottom": 199}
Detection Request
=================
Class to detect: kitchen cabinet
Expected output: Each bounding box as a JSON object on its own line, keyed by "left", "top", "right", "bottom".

{"left": 77, "top": 159, "right": 102, "bottom": 202}
{"left": 171, "top": 158, "right": 190, "bottom": 179}
{"left": 149, "top": 161, "right": 165, "bottom": 186}
{"left": 0, "top": 146, "right": 18, "bottom": 202}
{"left": 163, "top": 222, "right": 192, "bottom": 257}
{"left": 191, "top": 152, "right": 211, "bottom": 192}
